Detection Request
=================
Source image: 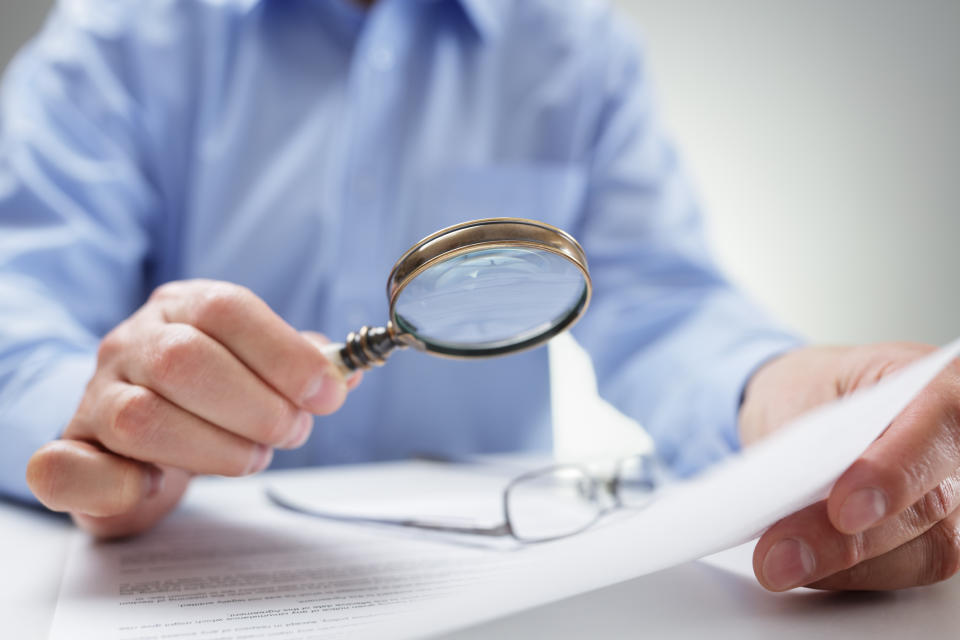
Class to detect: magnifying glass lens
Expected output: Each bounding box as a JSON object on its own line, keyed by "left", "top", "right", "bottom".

{"left": 323, "top": 219, "right": 591, "bottom": 374}
{"left": 393, "top": 247, "right": 588, "bottom": 352}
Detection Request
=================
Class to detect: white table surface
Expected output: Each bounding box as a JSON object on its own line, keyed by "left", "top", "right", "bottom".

{"left": 3, "top": 477, "right": 959, "bottom": 640}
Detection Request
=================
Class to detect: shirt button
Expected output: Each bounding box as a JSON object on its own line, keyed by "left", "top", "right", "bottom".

{"left": 370, "top": 47, "right": 395, "bottom": 71}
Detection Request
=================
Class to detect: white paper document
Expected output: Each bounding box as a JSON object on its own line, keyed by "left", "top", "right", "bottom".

{"left": 49, "top": 337, "right": 960, "bottom": 639}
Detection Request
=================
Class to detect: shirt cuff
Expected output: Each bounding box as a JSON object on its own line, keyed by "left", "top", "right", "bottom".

{"left": 670, "top": 333, "right": 805, "bottom": 477}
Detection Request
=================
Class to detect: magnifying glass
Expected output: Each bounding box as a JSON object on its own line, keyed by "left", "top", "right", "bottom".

{"left": 319, "top": 217, "right": 591, "bottom": 377}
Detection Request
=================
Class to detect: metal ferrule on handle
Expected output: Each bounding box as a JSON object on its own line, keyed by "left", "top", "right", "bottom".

{"left": 319, "top": 324, "right": 407, "bottom": 378}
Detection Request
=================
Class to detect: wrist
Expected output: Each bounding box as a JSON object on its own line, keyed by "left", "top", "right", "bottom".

{"left": 738, "top": 345, "right": 847, "bottom": 447}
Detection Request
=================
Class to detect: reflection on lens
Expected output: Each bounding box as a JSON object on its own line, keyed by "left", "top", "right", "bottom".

{"left": 505, "top": 467, "right": 601, "bottom": 542}
{"left": 393, "top": 247, "right": 586, "bottom": 353}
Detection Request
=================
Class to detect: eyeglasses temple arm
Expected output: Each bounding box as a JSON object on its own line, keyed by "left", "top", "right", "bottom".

{"left": 265, "top": 486, "right": 512, "bottom": 537}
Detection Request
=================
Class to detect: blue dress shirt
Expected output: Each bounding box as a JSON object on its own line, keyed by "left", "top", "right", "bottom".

{"left": 0, "top": 0, "right": 800, "bottom": 503}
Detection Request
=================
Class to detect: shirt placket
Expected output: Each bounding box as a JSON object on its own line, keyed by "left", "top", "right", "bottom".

{"left": 324, "top": 1, "right": 417, "bottom": 462}
{"left": 338, "top": 1, "right": 415, "bottom": 329}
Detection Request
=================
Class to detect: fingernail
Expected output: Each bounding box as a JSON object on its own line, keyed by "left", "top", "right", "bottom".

{"left": 281, "top": 411, "right": 313, "bottom": 449}
{"left": 762, "top": 538, "right": 816, "bottom": 590}
{"left": 838, "top": 487, "right": 887, "bottom": 533}
{"left": 246, "top": 444, "right": 274, "bottom": 475}
{"left": 145, "top": 467, "right": 165, "bottom": 499}
{"left": 302, "top": 373, "right": 344, "bottom": 413}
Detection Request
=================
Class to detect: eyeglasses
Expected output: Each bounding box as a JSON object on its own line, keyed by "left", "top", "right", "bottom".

{"left": 266, "top": 454, "right": 660, "bottom": 544}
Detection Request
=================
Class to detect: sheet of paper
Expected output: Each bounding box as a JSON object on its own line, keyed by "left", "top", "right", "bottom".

{"left": 49, "top": 474, "right": 539, "bottom": 640}
{"left": 49, "top": 337, "right": 960, "bottom": 639}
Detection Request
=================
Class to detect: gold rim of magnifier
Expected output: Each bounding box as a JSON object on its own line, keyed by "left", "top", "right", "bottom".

{"left": 386, "top": 218, "right": 592, "bottom": 358}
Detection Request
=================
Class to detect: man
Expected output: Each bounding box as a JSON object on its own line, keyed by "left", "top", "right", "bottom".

{"left": 1, "top": 0, "right": 957, "bottom": 593}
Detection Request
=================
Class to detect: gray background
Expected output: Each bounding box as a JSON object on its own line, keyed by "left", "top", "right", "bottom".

{"left": 2, "top": 0, "right": 958, "bottom": 345}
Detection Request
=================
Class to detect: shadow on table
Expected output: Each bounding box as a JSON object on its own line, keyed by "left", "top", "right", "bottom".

{"left": 445, "top": 554, "right": 958, "bottom": 640}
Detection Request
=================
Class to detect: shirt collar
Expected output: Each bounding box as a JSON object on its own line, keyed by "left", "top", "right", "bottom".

{"left": 241, "top": 0, "right": 506, "bottom": 41}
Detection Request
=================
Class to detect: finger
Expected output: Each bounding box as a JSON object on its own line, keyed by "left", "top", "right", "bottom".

{"left": 67, "top": 382, "right": 275, "bottom": 476}
{"left": 72, "top": 466, "right": 192, "bottom": 539}
{"left": 756, "top": 471, "right": 960, "bottom": 591}
{"left": 347, "top": 371, "right": 363, "bottom": 391}
{"left": 151, "top": 281, "right": 347, "bottom": 414}
{"left": 26, "top": 440, "right": 162, "bottom": 518}
{"left": 119, "top": 322, "right": 313, "bottom": 449}
{"left": 827, "top": 362, "right": 960, "bottom": 535}
{"left": 807, "top": 508, "right": 960, "bottom": 590}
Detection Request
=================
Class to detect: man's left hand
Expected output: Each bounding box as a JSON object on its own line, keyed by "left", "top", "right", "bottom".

{"left": 739, "top": 342, "right": 960, "bottom": 591}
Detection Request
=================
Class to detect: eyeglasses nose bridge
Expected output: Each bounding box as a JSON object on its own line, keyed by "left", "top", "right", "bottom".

{"left": 603, "top": 476, "right": 623, "bottom": 508}
{"left": 581, "top": 476, "right": 621, "bottom": 510}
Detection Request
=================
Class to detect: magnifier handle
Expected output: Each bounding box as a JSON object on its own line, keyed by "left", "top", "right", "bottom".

{"left": 318, "top": 342, "right": 353, "bottom": 380}
{"left": 319, "top": 326, "right": 403, "bottom": 375}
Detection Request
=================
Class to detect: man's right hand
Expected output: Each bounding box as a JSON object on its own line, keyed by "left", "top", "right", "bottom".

{"left": 25, "top": 280, "right": 357, "bottom": 538}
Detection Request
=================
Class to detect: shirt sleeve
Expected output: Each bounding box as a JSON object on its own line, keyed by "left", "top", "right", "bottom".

{"left": 570, "top": 18, "right": 803, "bottom": 476}
{"left": 0, "top": 3, "right": 158, "bottom": 502}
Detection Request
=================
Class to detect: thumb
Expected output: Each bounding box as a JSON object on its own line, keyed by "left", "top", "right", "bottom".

{"left": 300, "top": 331, "right": 364, "bottom": 390}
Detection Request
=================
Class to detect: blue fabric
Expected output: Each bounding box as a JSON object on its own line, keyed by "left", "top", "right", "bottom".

{"left": 0, "top": 0, "right": 801, "bottom": 503}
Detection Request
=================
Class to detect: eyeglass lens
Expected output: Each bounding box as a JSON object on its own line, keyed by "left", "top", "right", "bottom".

{"left": 505, "top": 467, "right": 602, "bottom": 542}
{"left": 393, "top": 247, "right": 587, "bottom": 352}
{"left": 505, "top": 456, "right": 659, "bottom": 542}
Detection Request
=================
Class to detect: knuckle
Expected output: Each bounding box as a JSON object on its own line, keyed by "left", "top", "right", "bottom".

{"left": 915, "top": 484, "right": 955, "bottom": 527}
{"left": 96, "top": 329, "right": 126, "bottom": 366}
{"left": 838, "top": 532, "right": 867, "bottom": 570}
{"left": 259, "top": 402, "right": 299, "bottom": 446}
{"left": 150, "top": 280, "right": 202, "bottom": 304}
{"left": 942, "top": 398, "right": 960, "bottom": 455}
{"left": 149, "top": 325, "right": 205, "bottom": 386}
{"left": 890, "top": 455, "right": 930, "bottom": 499}
{"left": 925, "top": 519, "right": 960, "bottom": 584}
{"left": 225, "top": 445, "right": 259, "bottom": 477}
{"left": 149, "top": 282, "right": 177, "bottom": 302}
{"left": 193, "top": 283, "right": 252, "bottom": 327}
{"left": 109, "top": 387, "right": 162, "bottom": 448}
